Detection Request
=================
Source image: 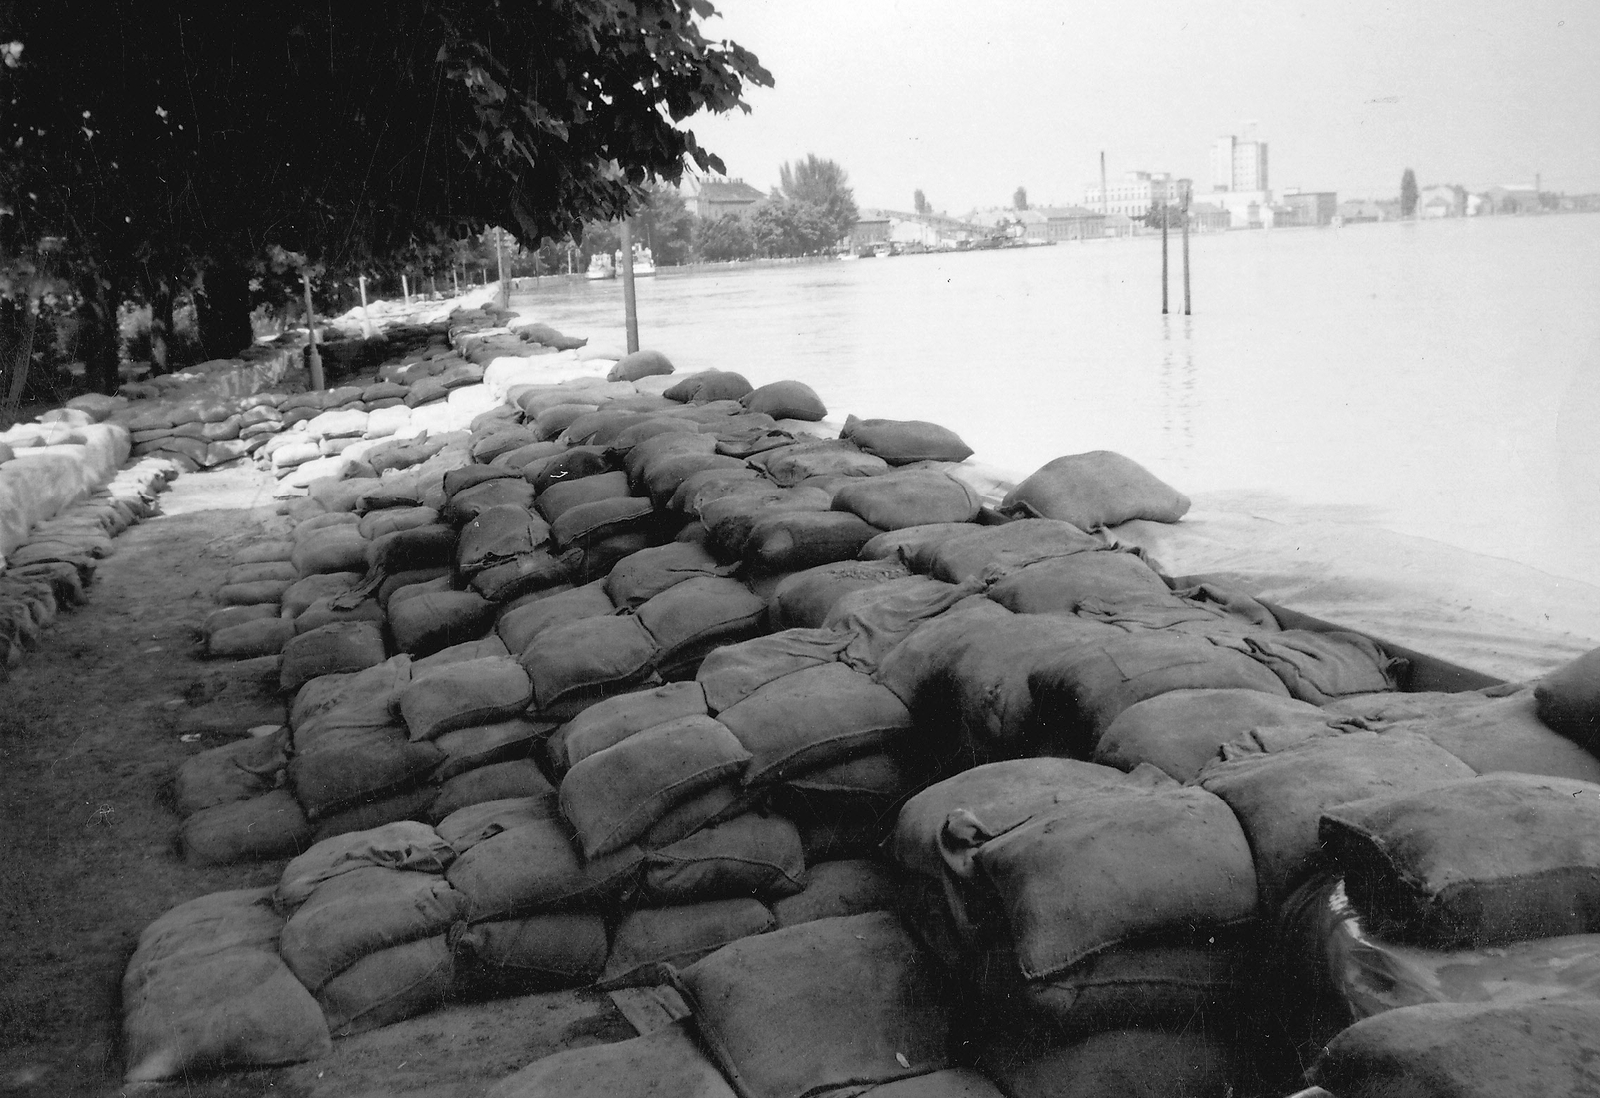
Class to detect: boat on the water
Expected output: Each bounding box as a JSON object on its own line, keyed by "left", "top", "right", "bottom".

{"left": 631, "top": 245, "right": 657, "bottom": 276}
{"left": 585, "top": 253, "right": 615, "bottom": 281}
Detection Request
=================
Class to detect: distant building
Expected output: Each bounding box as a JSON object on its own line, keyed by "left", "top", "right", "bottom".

{"left": 1210, "top": 126, "right": 1269, "bottom": 192}
{"left": 1187, "top": 202, "right": 1231, "bottom": 232}
{"left": 1337, "top": 199, "right": 1385, "bottom": 223}
{"left": 680, "top": 176, "right": 767, "bottom": 221}
{"left": 1480, "top": 184, "right": 1541, "bottom": 215}
{"left": 849, "top": 216, "right": 892, "bottom": 248}
{"left": 1210, "top": 191, "right": 1274, "bottom": 229}
{"left": 1279, "top": 190, "right": 1338, "bottom": 227}
{"left": 1419, "top": 184, "right": 1467, "bottom": 218}
{"left": 1082, "top": 171, "right": 1183, "bottom": 220}
{"left": 1013, "top": 206, "right": 1107, "bottom": 243}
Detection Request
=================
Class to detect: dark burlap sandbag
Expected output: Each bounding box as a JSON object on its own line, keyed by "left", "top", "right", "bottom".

{"left": 957, "top": 779, "right": 1257, "bottom": 981}
{"left": 290, "top": 524, "right": 370, "bottom": 578}
{"left": 761, "top": 440, "right": 888, "bottom": 486}
{"left": 840, "top": 415, "right": 974, "bottom": 465}
{"left": 978, "top": 1027, "right": 1240, "bottom": 1098}
{"left": 442, "top": 477, "right": 538, "bottom": 525}
{"left": 434, "top": 795, "right": 563, "bottom": 855}
{"left": 442, "top": 464, "right": 522, "bottom": 499}
{"left": 282, "top": 572, "right": 363, "bottom": 618}
{"left": 927, "top": 519, "right": 1104, "bottom": 584}
{"left": 121, "top": 888, "right": 331, "bottom": 1083}
{"left": 178, "top": 789, "right": 316, "bottom": 866}
{"left": 677, "top": 911, "right": 950, "bottom": 1098}
{"left": 1309, "top": 998, "right": 1600, "bottom": 1098}
{"left": 743, "top": 510, "right": 883, "bottom": 573}
{"left": 433, "top": 718, "right": 550, "bottom": 781}
{"left": 572, "top": 528, "right": 663, "bottom": 583}
{"left": 1028, "top": 632, "right": 1292, "bottom": 758}
{"left": 471, "top": 426, "right": 543, "bottom": 464}
{"left": 429, "top": 759, "right": 556, "bottom": 822}
{"left": 642, "top": 811, "right": 806, "bottom": 905}
{"left": 624, "top": 430, "right": 717, "bottom": 485}
{"left": 559, "top": 715, "right": 751, "bottom": 858}
{"left": 316, "top": 934, "right": 454, "bottom": 1037}
{"left": 389, "top": 591, "right": 496, "bottom": 656}
{"left": 1230, "top": 628, "right": 1405, "bottom": 704}
{"left": 636, "top": 575, "right": 769, "bottom": 679}
{"left": 738, "top": 379, "right": 828, "bottom": 421}
{"left": 639, "top": 781, "right": 754, "bottom": 849}
{"left": 1002, "top": 451, "right": 1191, "bottom": 530}
{"left": 668, "top": 466, "right": 765, "bottom": 515}
{"left": 871, "top": 596, "right": 1014, "bottom": 709}
{"left": 445, "top": 815, "right": 643, "bottom": 920}
{"left": 640, "top": 452, "right": 746, "bottom": 509}
{"left": 497, "top": 579, "right": 614, "bottom": 655}
{"left": 547, "top": 681, "right": 710, "bottom": 774}
{"left": 491, "top": 440, "right": 568, "bottom": 472}
{"left": 484, "top": 1020, "right": 737, "bottom": 1098}
{"left": 1534, "top": 646, "right": 1600, "bottom": 754}
{"left": 287, "top": 725, "right": 444, "bottom": 822}
{"left": 826, "top": 575, "right": 990, "bottom": 676}
{"left": 565, "top": 409, "right": 651, "bottom": 448}
{"left": 695, "top": 629, "right": 851, "bottom": 714}
{"left": 1093, "top": 687, "right": 1337, "bottom": 782}
{"left": 468, "top": 548, "right": 578, "bottom": 603}
{"left": 291, "top": 595, "right": 385, "bottom": 635}
{"left": 308, "top": 786, "right": 440, "bottom": 844}
{"left": 357, "top": 506, "right": 441, "bottom": 540}
{"left": 1322, "top": 772, "right": 1600, "bottom": 947}
{"left": 536, "top": 469, "right": 633, "bottom": 523}
{"left": 600, "top": 899, "right": 774, "bottom": 990}
{"left": 521, "top": 613, "right": 662, "bottom": 719}
{"left": 397, "top": 656, "right": 534, "bottom": 741}
{"left": 700, "top": 485, "right": 834, "bottom": 562}
{"left": 1199, "top": 730, "right": 1475, "bottom": 912}
{"left": 173, "top": 731, "right": 291, "bottom": 817}
{"left": 771, "top": 858, "right": 899, "bottom": 929}
{"left": 279, "top": 621, "right": 388, "bottom": 693}
{"left": 274, "top": 821, "right": 455, "bottom": 913}
{"left": 664, "top": 369, "right": 754, "bottom": 404}
{"left": 832, "top": 469, "right": 982, "bottom": 531}
{"left": 858, "top": 522, "right": 987, "bottom": 568}
{"left": 453, "top": 912, "right": 607, "bottom": 996}
{"left": 1329, "top": 685, "right": 1600, "bottom": 782}
{"left": 278, "top": 865, "right": 467, "bottom": 993}
{"left": 526, "top": 446, "right": 610, "bottom": 492}
{"left": 770, "top": 753, "right": 910, "bottom": 843}
{"left": 456, "top": 505, "right": 551, "bottom": 577}
{"left": 985, "top": 550, "right": 1176, "bottom": 615}
{"left": 717, "top": 662, "right": 913, "bottom": 786}
{"left": 603, "top": 541, "right": 738, "bottom": 609}
{"left": 607, "top": 417, "right": 701, "bottom": 456}
{"left": 550, "top": 495, "right": 659, "bottom": 553}
{"left": 769, "top": 559, "right": 911, "bottom": 629}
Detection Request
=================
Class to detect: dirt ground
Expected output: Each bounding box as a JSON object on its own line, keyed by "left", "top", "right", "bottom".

{"left": 0, "top": 462, "right": 631, "bottom": 1098}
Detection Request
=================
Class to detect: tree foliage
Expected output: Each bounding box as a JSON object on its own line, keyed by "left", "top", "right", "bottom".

{"left": 1400, "top": 168, "right": 1419, "bottom": 218}
{"left": 913, "top": 189, "right": 929, "bottom": 215}
{"left": 778, "top": 154, "right": 857, "bottom": 247}
{"left": 696, "top": 213, "right": 754, "bottom": 261}
{"left": 1013, "top": 186, "right": 1029, "bottom": 211}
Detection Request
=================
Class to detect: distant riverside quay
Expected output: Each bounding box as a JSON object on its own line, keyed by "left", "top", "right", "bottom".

{"left": 511, "top": 212, "right": 1600, "bottom": 587}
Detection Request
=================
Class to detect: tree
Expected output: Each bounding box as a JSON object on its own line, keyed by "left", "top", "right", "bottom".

{"left": 1, "top": 1, "right": 770, "bottom": 394}
{"left": 913, "top": 189, "right": 929, "bottom": 215}
{"left": 1013, "top": 186, "right": 1029, "bottom": 211}
{"left": 1400, "top": 169, "right": 1419, "bottom": 218}
{"left": 696, "top": 214, "right": 755, "bottom": 262}
{"left": 633, "top": 184, "right": 697, "bottom": 266}
{"left": 778, "top": 155, "right": 858, "bottom": 248}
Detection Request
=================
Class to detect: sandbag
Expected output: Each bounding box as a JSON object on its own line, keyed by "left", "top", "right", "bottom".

{"left": 669, "top": 466, "right": 765, "bottom": 514}
{"left": 859, "top": 522, "right": 990, "bottom": 566}
{"left": 216, "top": 579, "right": 293, "bottom": 606}
{"left": 699, "top": 485, "right": 833, "bottom": 560}
{"left": 1322, "top": 772, "right": 1600, "bottom": 947}
{"left": 1199, "top": 730, "right": 1476, "bottom": 912}
{"left": 832, "top": 468, "right": 981, "bottom": 531}
{"left": 456, "top": 505, "right": 551, "bottom": 576}
{"left": 278, "top": 621, "right": 388, "bottom": 693}
{"left": 978, "top": 1027, "right": 1240, "bottom": 1098}
{"left": 840, "top": 415, "right": 974, "bottom": 465}
{"left": 290, "top": 524, "right": 369, "bottom": 577}
{"left": 397, "top": 656, "right": 533, "bottom": 741}
{"left": 743, "top": 510, "right": 883, "bottom": 573}
{"left": 559, "top": 715, "right": 751, "bottom": 858}
{"left": 1093, "top": 688, "right": 1338, "bottom": 782}
{"left": 550, "top": 495, "right": 659, "bottom": 552}
{"left": 984, "top": 550, "right": 1175, "bottom": 615}
{"left": 497, "top": 579, "right": 615, "bottom": 655}
{"left": 273, "top": 821, "right": 456, "bottom": 913}
{"left": 926, "top": 519, "right": 1103, "bottom": 584}
{"left": 603, "top": 541, "right": 737, "bottom": 609}
{"left": 307, "top": 785, "right": 439, "bottom": 844}
{"left": 1535, "top": 646, "right": 1600, "bottom": 754}
{"left": 762, "top": 441, "right": 887, "bottom": 486}
{"left": 1028, "top": 632, "right": 1292, "bottom": 757}
{"left": 642, "top": 811, "right": 806, "bottom": 905}
{"left": 1309, "top": 998, "right": 1600, "bottom": 1098}
{"left": 435, "top": 795, "right": 562, "bottom": 855}
{"left": 316, "top": 934, "right": 454, "bottom": 1036}
{"left": 1232, "top": 629, "right": 1405, "bottom": 704}
{"left": 433, "top": 717, "right": 550, "bottom": 781}
{"left": 522, "top": 613, "right": 662, "bottom": 719}
{"left": 445, "top": 815, "right": 643, "bottom": 920}
{"left": 173, "top": 731, "right": 291, "bottom": 817}
{"left": 485, "top": 1020, "right": 737, "bottom": 1098}
{"left": 602, "top": 898, "right": 774, "bottom": 990}
{"left": 443, "top": 477, "right": 538, "bottom": 525}
{"left": 121, "top": 888, "right": 331, "bottom": 1083}
{"left": 207, "top": 616, "right": 297, "bottom": 659}
{"left": 224, "top": 560, "right": 299, "bottom": 586}
{"left": 551, "top": 680, "right": 710, "bottom": 773}
{"left": 281, "top": 571, "right": 363, "bottom": 618}
{"left": 679, "top": 911, "right": 950, "bottom": 1098}
{"left": 716, "top": 662, "right": 913, "bottom": 786}
{"left": 291, "top": 595, "right": 386, "bottom": 635}
{"left": 428, "top": 759, "right": 556, "bottom": 822}
{"left": 739, "top": 379, "right": 827, "bottom": 421}
{"left": 771, "top": 858, "right": 899, "bottom": 929}
{"left": 177, "top": 789, "right": 316, "bottom": 866}
{"left": 536, "top": 469, "right": 633, "bottom": 523}
{"left": 769, "top": 559, "right": 911, "bottom": 630}
{"left": 454, "top": 912, "right": 608, "bottom": 995}
{"left": 527, "top": 446, "right": 611, "bottom": 492}
{"left": 636, "top": 575, "right": 768, "bottom": 679}
{"left": 1329, "top": 685, "right": 1600, "bottom": 782}
{"left": 771, "top": 752, "right": 910, "bottom": 842}
{"left": 1002, "top": 451, "right": 1191, "bottom": 530}
{"left": 830, "top": 575, "right": 999, "bottom": 679}
{"left": 389, "top": 590, "right": 496, "bottom": 656}
{"left": 608, "top": 348, "right": 674, "bottom": 382}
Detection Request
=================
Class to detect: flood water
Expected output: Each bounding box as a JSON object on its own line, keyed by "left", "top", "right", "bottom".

{"left": 512, "top": 214, "right": 1600, "bottom": 585}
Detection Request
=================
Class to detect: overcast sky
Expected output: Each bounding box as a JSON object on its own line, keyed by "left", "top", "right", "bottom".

{"left": 687, "top": 0, "right": 1600, "bottom": 213}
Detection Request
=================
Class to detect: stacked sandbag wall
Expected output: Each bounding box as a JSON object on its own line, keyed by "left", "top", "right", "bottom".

{"left": 125, "top": 306, "right": 1600, "bottom": 1095}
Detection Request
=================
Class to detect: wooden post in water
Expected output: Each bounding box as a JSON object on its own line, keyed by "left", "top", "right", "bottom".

{"left": 452, "top": 267, "right": 460, "bottom": 296}
{"left": 1181, "top": 184, "right": 1192, "bottom": 316}
{"left": 619, "top": 219, "right": 640, "bottom": 354}
{"left": 401, "top": 273, "right": 411, "bottom": 307}
{"left": 1160, "top": 200, "right": 1169, "bottom": 315}
{"left": 358, "top": 274, "right": 374, "bottom": 339}
{"left": 301, "top": 271, "right": 324, "bottom": 391}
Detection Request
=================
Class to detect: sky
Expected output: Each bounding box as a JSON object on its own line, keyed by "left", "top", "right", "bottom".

{"left": 685, "top": 0, "right": 1600, "bottom": 214}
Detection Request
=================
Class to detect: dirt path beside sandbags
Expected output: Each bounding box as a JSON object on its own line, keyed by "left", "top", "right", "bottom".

{"left": 0, "top": 462, "right": 628, "bottom": 1098}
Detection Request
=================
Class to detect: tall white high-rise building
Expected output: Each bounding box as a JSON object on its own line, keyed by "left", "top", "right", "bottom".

{"left": 1210, "top": 125, "right": 1269, "bottom": 192}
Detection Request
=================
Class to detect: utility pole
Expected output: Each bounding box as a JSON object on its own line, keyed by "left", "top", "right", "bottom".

{"left": 301, "top": 270, "right": 324, "bottom": 391}
{"left": 1181, "top": 181, "right": 1192, "bottom": 316}
{"left": 1099, "top": 151, "right": 1108, "bottom": 217}
{"left": 358, "top": 274, "right": 374, "bottom": 339}
{"left": 619, "top": 219, "right": 640, "bottom": 353}
{"left": 1160, "top": 195, "right": 1169, "bottom": 315}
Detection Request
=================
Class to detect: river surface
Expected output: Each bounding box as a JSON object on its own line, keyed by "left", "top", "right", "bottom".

{"left": 511, "top": 214, "right": 1600, "bottom": 585}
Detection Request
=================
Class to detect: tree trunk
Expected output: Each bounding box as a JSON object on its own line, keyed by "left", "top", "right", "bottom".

{"left": 0, "top": 296, "right": 40, "bottom": 428}
{"left": 148, "top": 282, "right": 175, "bottom": 375}
{"left": 78, "top": 273, "right": 121, "bottom": 396}
{"left": 195, "top": 259, "right": 254, "bottom": 359}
